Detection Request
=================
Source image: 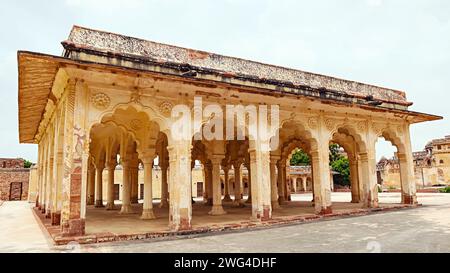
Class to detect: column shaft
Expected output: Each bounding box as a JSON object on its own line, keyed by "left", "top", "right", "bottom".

{"left": 95, "top": 164, "right": 105, "bottom": 207}
{"left": 209, "top": 157, "right": 226, "bottom": 215}
{"left": 120, "top": 162, "right": 133, "bottom": 214}
{"left": 141, "top": 161, "right": 156, "bottom": 219}
{"left": 270, "top": 159, "right": 280, "bottom": 209}
{"left": 106, "top": 163, "right": 116, "bottom": 210}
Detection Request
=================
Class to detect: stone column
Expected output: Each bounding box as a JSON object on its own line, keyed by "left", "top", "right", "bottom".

{"left": 248, "top": 141, "right": 272, "bottom": 221}
{"left": 292, "top": 177, "right": 297, "bottom": 193}
{"left": 233, "top": 162, "right": 243, "bottom": 206}
{"left": 222, "top": 165, "right": 232, "bottom": 202}
{"left": 141, "top": 157, "right": 156, "bottom": 219}
{"left": 60, "top": 79, "right": 88, "bottom": 237}
{"left": 95, "top": 161, "right": 105, "bottom": 208}
{"left": 45, "top": 145, "right": 54, "bottom": 218}
{"left": 311, "top": 164, "right": 315, "bottom": 205}
{"left": 398, "top": 126, "right": 418, "bottom": 204}
{"left": 359, "top": 149, "right": 378, "bottom": 208}
{"left": 349, "top": 157, "right": 360, "bottom": 203}
{"left": 277, "top": 161, "right": 286, "bottom": 204}
{"left": 159, "top": 163, "right": 169, "bottom": 208}
{"left": 51, "top": 149, "right": 63, "bottom": 225}
{"left": 302, "top": 177, "right": 307, "bottom": 192}
{"left": 285, "top": 168, "right": 291, "bottom": 201}
{"left": 310, "top": 145, "right": 332, "bottom": 215}
{"left": 204, "top": 161, "right": 213, "bottom": 205}
{"left": 330, "top": 173, "right": 334, "bottom": 192}
{"left": 167, "top": 140, "right": 192, "bottom": 231}
{"left": 105, "top": 161, "right": 116, "bottom": 210}
{"left": 130, "top": 156, "right": 139, "bottom": 204}
{"left": 87, "top": 162, "right": 95, "bottom": 205}
{"left": 245, "top": 163, "right": 252, "bottom": 203}
{"left": 120, "top": 160, "right": 133, "bottom": 214}
{"left": 209, "top": 156, "right": 226, "bottom": 215}
{"left": 270, "top": 157, "right": 280, "bottom": 209}
{"left": 357, "top": 155, "right": 365, "bottom": 202}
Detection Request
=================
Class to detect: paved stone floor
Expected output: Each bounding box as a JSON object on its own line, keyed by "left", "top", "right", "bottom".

{"left": 84, "top": 194, "right": 402, "bottom": 235}
{"left": 0, "top": 201, "right": 52, "bottom": 252}
{"left": 1, "top": 192, "right": 450, "bottom": 252}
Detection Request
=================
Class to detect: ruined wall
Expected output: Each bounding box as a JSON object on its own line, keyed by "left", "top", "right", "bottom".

{"left": 0, "top": 158, "right": 25, "bottom": 169}
{"left": 0, "top": 168, "right": 30, "bottom": 201}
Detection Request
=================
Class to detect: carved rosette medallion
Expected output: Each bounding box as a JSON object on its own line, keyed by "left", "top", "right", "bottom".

{"left": 324, "top": 118, "right": 335, "bottom": 131}
{"left": 159, "top": 101, "right": 173, "bottom": 117}
{"left": 357, "top": 121, "right": 367, "bottom": 132}
{"left": 308, "top": 117, "right": 318, "bottom": 129}
{"left": 371, "top": 122, "right": 385, "bottom": 135}
{"left": 130, "top": 119, "right": 143, "bottom": 131}
{"left": 90, "top": 92, "right": 111, "bottom": 110}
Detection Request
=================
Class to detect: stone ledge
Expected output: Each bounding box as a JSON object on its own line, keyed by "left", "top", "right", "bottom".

{"left": 32, "top": 204, "right": 421, "bottom": 246}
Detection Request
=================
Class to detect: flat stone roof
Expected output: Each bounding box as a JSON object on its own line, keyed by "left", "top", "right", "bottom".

{"left": 17, "top": 26, "right": 443, "bottom": 144}
{"left": 64, "top": 25, "right": 410, "bottom": 106}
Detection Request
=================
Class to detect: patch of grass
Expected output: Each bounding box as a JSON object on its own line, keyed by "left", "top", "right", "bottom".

{"left": 377, "top": 185, "right": 383, "bottom": 193}
{"left": 439, "top": 186, "right": 450, "bottom": 193}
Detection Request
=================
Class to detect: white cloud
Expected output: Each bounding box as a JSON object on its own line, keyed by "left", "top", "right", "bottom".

{"left": 366, "top": 0, "right": 383, "bottom": 7}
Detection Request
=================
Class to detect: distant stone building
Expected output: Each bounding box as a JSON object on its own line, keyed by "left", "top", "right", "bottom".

{"left": 377, "top": 135, "right": 450, "bottom": 188}
{"left": 0, "top": 158, "right": 30, "bottom": 201}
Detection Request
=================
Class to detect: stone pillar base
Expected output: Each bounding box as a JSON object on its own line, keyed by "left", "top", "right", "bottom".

{"left": 159, "top": 200, "right": 169, "bottom": 208}
{"left": 51, "top": 212, "right": 61, "bottom": 226}
{"left": 95, "top": 200, "right": 105, "bottom": 208}
{"left": 364, "top": 199, "right": 379, "bottom": 208}
{"left": 250, "top": 206, "right": 271, "bottom": 222}
{"left": 61, "top": 219, "right": 85, "bottom": 237}
{"left": 204, "top": 198, "right": 213, "bottom": 206}
{"left": 233, "top": 200, "right": 245, "bottom": 207}
{"left": 45, "top": 210, "right": 51, "bottom": 219}
{"left": 209, "top": 205, "right": 227, "bottom": 215}
{"left": 402, "top": 194, "right": 417, "bottom": 205}
{"left": 169, "top": 217, "right": 191, "bottom": 231}
{"left": 317, "top": 206, "right": 333, "bottom": 215}
{"left": 119, "top": 204, "right": 133, "bottom": 214}
{"left": 87, "top": 195, "right": 94, "bottom": 205}
{"left": 140, "top": 209, "right": 156, "bottom": 220}
{"left": 271, "top": 201, "right": 280, "bottom": 210}
{"left": 223, "top": 194, "right": 232, "bottom": 202}
{"left": 105, "top": 202, "right": 115, "bottom": 210}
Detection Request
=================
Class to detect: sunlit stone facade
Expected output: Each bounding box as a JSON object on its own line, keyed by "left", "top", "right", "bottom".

{"left": 18, "top": 26, "right": 441, "bottom": 236}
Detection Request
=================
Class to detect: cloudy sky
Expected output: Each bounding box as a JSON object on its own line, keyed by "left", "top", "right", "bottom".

{"left": 0, "top": 0, "right": 449, "bottom": 162}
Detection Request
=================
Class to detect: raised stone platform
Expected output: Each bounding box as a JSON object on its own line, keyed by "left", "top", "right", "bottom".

{"left": 32, "top": 199, "right": 420, "bottom": 246}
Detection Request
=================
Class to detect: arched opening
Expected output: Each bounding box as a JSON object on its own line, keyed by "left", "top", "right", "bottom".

{"left": 375, "top": 130, "right": 408, "bottom": 204}
{"left": 83, "top": 105, "right": 174, "bottom": 234}
{"left": 329, "top": 126, "right": 366, "bottom": 204}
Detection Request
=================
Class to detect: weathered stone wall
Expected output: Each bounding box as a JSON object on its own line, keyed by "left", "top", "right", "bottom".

{"left": 0, "top": 168, "right": 30, "bottom": 201}
{"left": 0, "top": 158, "right": 24, "bottom": 169}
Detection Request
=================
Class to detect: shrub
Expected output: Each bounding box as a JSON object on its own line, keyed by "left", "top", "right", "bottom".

{"left": 439, "top": 186, "right": 450, "bottom": 193}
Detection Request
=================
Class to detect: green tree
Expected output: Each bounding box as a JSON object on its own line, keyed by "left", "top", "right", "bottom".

{"left": 329, "top": 143, "right": 342, "bottom": 162}
{"left": 330, "top": 156, "right": 350, "bottom": 186}
{"left": 22, "top": 159, "right": 33, "bottom": 168}
{"left": 290, "top": 149, "right": 310, "bottom": 165}
{"left": 289, "top": 144, "right": 350, "bottom": 186}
